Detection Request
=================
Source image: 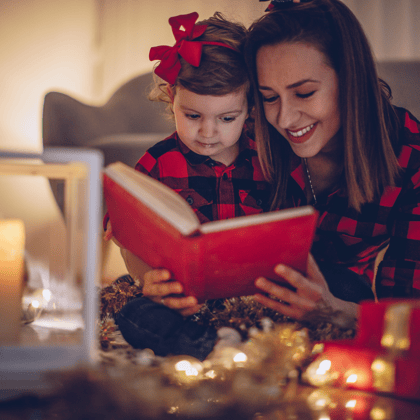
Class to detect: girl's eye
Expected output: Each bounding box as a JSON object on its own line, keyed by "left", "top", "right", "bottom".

{"left": 186, "top": 113, "right": 200, "bottom": 120}
{"left": 221, "top": 116, "right": 236, "bottom": 123}
{"left": 262, "top": 95, "right": 278, "bottom": 104}
{"left": 296, "top": 91, "right": 315, "bottom": 99}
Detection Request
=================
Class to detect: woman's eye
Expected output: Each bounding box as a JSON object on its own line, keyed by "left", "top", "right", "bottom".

{"left": 186, "top": 113, "right": 200, "bottom": 120}
{"left": 262, "top": 95, "right": 278, "bottom": 103}
{"left": 296, "top": 91, "right": 315, "bottom": 99}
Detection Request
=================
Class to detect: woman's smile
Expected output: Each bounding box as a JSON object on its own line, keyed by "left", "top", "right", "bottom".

{"left": 286, "top": 123, "right": 317, "bottom": 144}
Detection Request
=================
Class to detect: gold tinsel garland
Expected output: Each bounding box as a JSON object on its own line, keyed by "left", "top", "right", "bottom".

{"left": 0, "top": 278, "right": 367, "bottom": 420}
{"left": 99, "top": 275, "right": 356, "bottom": 351}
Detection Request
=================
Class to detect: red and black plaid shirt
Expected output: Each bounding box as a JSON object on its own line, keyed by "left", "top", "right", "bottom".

{"left": 134, "top": 132, "right": 271, "bottom": 224}
{"left": 287, "top": 107, "right": 420, "bottom": 298}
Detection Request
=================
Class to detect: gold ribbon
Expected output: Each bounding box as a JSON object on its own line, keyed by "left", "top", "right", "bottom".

{"left": 372, "top": 301, "right": 420, "bottom": 392}
{"left": 380, "top": 302, "right": 413, "bottom": 351}
{"left": 371, "top": 356, "right": 396, "bottom": 393}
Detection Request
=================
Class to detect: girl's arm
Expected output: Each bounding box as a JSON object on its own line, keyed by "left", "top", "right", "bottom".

{"left": 253, "top": 254, "right": 359, "bottom": 329}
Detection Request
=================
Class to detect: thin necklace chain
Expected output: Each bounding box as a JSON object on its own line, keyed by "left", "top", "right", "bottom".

{"left": 303, "top": 158, "right": 317, "bottom": 205}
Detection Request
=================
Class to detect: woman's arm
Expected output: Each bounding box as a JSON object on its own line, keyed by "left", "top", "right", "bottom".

{"left": 254, "top": 254, "right": 359, "bottom": 329}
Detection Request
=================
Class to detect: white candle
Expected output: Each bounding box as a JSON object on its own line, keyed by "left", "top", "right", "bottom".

{"left": 0, "top": 219, "right": 25, "bottom": 344}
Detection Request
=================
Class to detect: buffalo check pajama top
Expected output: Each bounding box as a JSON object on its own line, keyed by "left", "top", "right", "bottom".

{"left": 285, "top": 107, "right": 420, "bottom": 299}
{"left": 135, "top": 132, "right": 271, "bottom": 224}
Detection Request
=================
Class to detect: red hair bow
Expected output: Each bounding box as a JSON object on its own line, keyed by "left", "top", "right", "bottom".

{"left": 149, "top": 12, "right": 236, "bottom": 84}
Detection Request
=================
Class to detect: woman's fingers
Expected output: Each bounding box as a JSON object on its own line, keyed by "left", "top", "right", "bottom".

{"left": 306, "top": 253, "right": 327, "bottom": 286}
{"left": 273, "top": 260, "right": 324, "bottom": 298}
{"left": 253, "top": 255, "right": 329, "bottom": 320}
{"left": 254, "top": 292, "right": 307, "bottom": 319}
{"left": 255, "top": 255, "right": 358, "bottom": 327}
{"left": 255, "top": 276, "right": 316, "bottom": 312}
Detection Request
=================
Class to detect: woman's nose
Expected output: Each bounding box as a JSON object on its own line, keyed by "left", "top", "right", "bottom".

{"left": 277, "top": 99, "right": 300, "bottom": 129}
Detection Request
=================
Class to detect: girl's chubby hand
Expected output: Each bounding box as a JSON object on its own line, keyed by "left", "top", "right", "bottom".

{"left": 103, "top": 220, "right": 124, "bottom": 248}
{"left": 103, "top": 221, "right": 113, "bottom": 241}
{"left": 104, "top": 220, "right": 202, "bottom": 317}
{"left": 253, "top": 254, "right": 358, "bottom": 328}
{"left": 143, "top": 269, "right": 203, "bottom": 317}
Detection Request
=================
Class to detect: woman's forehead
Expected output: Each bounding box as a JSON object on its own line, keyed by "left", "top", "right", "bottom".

{"left": 256, "top": 42, "right": 333, "bottom": 84}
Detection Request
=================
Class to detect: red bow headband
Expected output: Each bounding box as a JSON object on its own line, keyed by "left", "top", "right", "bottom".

{"left": 149, "top": 12, "right": 237, "bottom": 84}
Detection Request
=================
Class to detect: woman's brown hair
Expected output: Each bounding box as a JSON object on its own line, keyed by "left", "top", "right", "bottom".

{"left": 149, "top": 12, "right": 251, "bottom": 115}
{"left": 245, "top": 0, "right": 400, "bottom": 211}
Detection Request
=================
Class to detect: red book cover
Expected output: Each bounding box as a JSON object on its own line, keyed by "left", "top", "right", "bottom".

{"left": 103, "top": 162, "right": 318, "bottom": 302}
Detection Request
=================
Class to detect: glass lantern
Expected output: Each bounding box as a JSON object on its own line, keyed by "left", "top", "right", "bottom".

{"left": 0, "top": 148, "right": 103, "bottom": 399}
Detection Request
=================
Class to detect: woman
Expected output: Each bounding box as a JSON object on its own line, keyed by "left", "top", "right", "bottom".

{"left": 244, "top": 0, "right": 420, "bottom": 327}
{"left": 119, "top": 0, "right": 420, "bottom": 334}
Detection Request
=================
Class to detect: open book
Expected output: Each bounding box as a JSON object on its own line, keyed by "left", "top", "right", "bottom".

{"left": 103, "top": 162, "right": 318, "bottom": 302}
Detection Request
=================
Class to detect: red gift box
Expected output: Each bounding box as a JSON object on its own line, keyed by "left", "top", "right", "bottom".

{"left": 304, "top": 299, "right": 420, "bottom": 400}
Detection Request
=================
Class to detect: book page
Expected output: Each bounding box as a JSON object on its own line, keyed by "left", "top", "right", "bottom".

{"left": 104, "top": 162, "right": 200, "bottom": 236}
{"left": 200, "top": 206, "right": 315, "bottom": 234}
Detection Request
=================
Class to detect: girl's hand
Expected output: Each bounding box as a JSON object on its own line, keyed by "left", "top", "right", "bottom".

{"left": 142, "top": 268, "right": 203, "bottom": 317}
{"left": 254, "top": 254, "right": 358, "bottom": 328}
{"left": 103, "top": 220, "right": 113, "bottom": 241}
{"left": 103, "top": 220, "right": 124, "bottom": 248}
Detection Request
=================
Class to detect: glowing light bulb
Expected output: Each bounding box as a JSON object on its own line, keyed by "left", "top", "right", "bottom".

{"left": 346, "top": 374, "right": 358, "bottom": 384}
{"left": 381, "top": 334, "right": 394, "bottom": 347}
{"left": 42, "top": 289, "right": 52, "bottom": 302}
{"left": 370, "top": 407, "right": 387, "bottom": 420}
{"left": 316, "top": 359, "right": 331, "bottom": 375}
{"left": 233, "top": 352, "right": 247, "bottom": 363}
{"left": 304, "top": 357, "right": 337, "bottom": 387}
{"left": 31, "top": 300, "right": 40, "bottom": 309}
{"left": 371, "top": 360, "right": 386, "bottom": 373}
{"left": 205, "top": 370, "right": 217, "bottom": 379}
{"left": 345, "top": 399, "right": 357, "bottom": 409}
{"left": 185, "top": 366, "right": 199, "bottom": 376}
{"left": 170, "top": 357, "right": 203, "bottom": 382}
{"left": 315, "top": 398, "right": 328, "bottom": 408}
{"left": 175, "top": 360, "right": 192, "bottom": 372}
{"left": 312, "top": 343, "right": 325, "bottom": 354}
{"left": 168, "top": 406, "right": 179, "bottom": 414}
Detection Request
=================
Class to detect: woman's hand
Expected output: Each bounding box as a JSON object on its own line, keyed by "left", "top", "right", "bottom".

{"left": 142, "top": 268, "right": 203, "bottom": 317}
{"left": 254, "top": 254, "right": 358, "bottom": 328}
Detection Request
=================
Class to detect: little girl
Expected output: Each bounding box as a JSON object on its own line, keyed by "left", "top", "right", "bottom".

{"left": 105, "top": 12, "right": 270, "bottom": 360}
